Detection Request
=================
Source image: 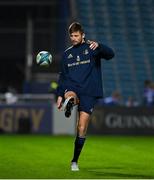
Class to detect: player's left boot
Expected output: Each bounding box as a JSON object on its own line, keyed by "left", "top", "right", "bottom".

{"left": 71, "top": 162, "right": 79, "bottom": 171}
{"left": 63, "top": 96, "right": 74, "bottom": 118}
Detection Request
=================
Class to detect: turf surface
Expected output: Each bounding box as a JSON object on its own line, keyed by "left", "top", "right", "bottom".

{"left": 0, "top": 135, "right": 154, "bottom": 179}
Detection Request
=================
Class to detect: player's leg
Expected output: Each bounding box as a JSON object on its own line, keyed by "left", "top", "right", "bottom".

{"left": 63, "top": 91, "right": 79, "bottom": 117}
{"left": 71, "top": 95, "right": 98, "bottom": 171}
{"left": 71, "top": 111, "right": 90, "bottom": 163}
{"left": 64, "top": 91, "right": 79, "bottom": 105}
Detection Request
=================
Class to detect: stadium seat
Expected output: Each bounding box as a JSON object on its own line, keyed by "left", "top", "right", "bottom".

{"left": 76, "top": 0, "right": 154, "bottom": 103}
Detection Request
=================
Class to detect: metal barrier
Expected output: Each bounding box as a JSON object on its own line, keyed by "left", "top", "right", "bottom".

{"left": 0, "top": 93, "right": 55, "bottom": 103}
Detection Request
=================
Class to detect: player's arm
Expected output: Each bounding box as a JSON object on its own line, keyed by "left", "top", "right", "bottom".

{"left": 88, "top": 40, "right": 115, "bottom": 60}
{"left": 57, "top": 96, "right": 63, "bottom": 110}
{"left": 97, "top": 43, "right": 115, "bottom": 60}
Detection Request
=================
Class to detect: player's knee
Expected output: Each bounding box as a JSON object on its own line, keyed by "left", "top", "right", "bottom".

{"left": 64, "top": 91, "right": 79, "bottom": 105}
{"left": 64, "top": 91, "right": 76, "bottom": 98}
{"left": 78, "top": 125, "right": 87, "bottom": 137}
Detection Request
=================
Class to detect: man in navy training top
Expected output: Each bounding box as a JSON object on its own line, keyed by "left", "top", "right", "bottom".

{"left": 56, "top": 22, "right": 114, "bottom": 171}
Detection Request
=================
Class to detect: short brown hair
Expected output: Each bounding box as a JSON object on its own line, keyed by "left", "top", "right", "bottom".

{"left": 68, "top": 22, "right": 84, "bottom": 34}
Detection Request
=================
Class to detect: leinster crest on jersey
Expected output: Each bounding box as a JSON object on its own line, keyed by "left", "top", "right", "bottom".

{"left": 83, "top": 49, "right": 89, "bottom": 55}
{"left": 76, "top": 55, "right": 80, "bottom": 61}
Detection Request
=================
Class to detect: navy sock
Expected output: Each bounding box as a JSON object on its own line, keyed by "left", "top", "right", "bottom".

{"left": 71, "top": 136, "right": 86, "bottom": 163}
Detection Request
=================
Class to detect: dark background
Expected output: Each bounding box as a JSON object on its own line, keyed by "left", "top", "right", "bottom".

{"left": 0, "top": 0, "right": 154, "bottom": 104}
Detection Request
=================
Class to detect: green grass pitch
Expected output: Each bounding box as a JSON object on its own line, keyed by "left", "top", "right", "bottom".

{"left": 0, "top": 135, "right": 154, "bottom": 179}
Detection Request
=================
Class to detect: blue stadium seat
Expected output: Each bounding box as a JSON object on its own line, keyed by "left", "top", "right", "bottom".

{"left": 76, "top": 0, "right": 154, "bottom": 103}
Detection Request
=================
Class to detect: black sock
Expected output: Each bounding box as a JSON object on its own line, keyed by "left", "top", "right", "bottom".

{"left": 71, "top": 136, "right": 86, "bottom": 163}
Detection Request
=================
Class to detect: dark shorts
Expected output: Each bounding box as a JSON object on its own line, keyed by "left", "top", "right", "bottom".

{"left": 77, "top": 94, "right": 98, "bottom": 114}
{"left": 64, "top": 89, "right": 98, "bottom": 114}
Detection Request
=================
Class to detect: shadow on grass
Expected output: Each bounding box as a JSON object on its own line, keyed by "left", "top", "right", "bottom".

{"left": 85, "top": 167, "right": 154, "bottom": 179}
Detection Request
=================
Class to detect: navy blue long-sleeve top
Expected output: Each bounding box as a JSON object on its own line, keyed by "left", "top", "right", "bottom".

{"left": 57, "top": 42, "right": 114, "bottom": 98}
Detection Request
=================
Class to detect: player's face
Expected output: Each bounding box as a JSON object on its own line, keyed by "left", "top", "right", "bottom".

{"left": 69, "top": 31, "right": 84, "bottom": 46}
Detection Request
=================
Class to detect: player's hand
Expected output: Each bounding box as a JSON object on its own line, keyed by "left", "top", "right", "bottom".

{"left": 87, "top": 40, "right": 99, "bottom": 50}
{"left": 57, "top": 96, "right": 63, "bottom": 110}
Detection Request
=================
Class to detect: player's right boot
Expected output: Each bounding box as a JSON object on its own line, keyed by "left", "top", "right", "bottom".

{"left": 63, "top": 96, "right": 74, "bottom": 118}
{"left": 71, "top": 162, "right": 79, "bottom": 171}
